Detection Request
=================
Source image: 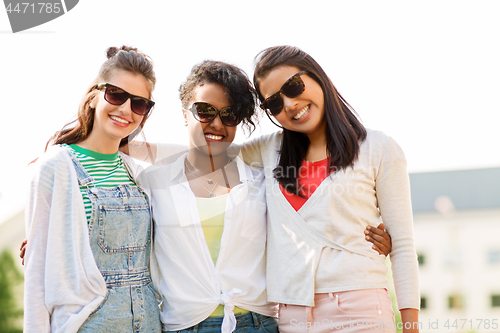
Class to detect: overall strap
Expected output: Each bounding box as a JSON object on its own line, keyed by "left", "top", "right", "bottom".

{"left": 61, "top": 145, "right": 95, "bottom": 188}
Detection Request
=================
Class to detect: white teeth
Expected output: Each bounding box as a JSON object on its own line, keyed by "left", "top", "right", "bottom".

{"left": 110, "top": 115, "right": 129, "bottom": 124}
{"left": 205, "top": 134, "right": 223, "bottom": 140}
{"left": 293, "top": 105, "right": 310, "bottom": 120}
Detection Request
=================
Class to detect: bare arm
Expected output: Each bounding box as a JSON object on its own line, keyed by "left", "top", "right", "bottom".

{"left": 401, "top": 308, "right": 420, "bottom": 333}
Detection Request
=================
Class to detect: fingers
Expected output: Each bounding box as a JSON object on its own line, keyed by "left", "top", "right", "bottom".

{"left": 365, "top": 224, "right": 392, "bottom": 256}
{"left": 20, "top": 239, "right": 27, "bottom": 265}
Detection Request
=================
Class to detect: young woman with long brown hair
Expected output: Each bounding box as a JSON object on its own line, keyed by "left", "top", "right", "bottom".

{"left": 23, "top": 46, "right": 161, "bottom": 333}
{"left": 241, "top": 45, "right": 420, "bottom": 333}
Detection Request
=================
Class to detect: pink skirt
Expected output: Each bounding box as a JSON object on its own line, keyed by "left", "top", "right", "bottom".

{"left": 278, "top": 289, "right": 396, "bottom": 333}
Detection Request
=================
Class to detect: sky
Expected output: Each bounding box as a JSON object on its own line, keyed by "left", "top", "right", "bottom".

{"left": 1, "top": 0, "right": 499, "bottom": 222}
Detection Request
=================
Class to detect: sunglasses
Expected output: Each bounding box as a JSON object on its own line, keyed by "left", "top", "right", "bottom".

{"left": 260, "top": 71, "right": 308, "bottom": 116}
{"left": 187, "top": 102, "right": 241, "bottom": 127}
{"left": 97, "top": 83, "right": 155, "bottom": 116}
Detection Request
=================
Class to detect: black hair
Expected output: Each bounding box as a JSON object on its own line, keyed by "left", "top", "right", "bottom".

{"left": 179, "top": 60, "right": 258, "bottom": 134}
{"left": 254, "top": 45, "right": 367, "bottom": 195}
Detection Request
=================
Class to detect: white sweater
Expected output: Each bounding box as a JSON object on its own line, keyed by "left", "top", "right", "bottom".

{"left": 239, "top": 129, "right": 420, "bottom": 310}
{"left": 23, "top": 145, "right": 141, "bottom": 333}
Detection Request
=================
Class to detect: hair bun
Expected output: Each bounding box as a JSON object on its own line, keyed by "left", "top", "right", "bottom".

{"left": 106, "top": 46, "right": 139, "bottom": 59}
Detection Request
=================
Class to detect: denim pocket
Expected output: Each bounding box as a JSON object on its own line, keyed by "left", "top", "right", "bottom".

{"left": 259, "top": 315, "right": 279, "bottom": 333}
{"left": 98, "top": 204, "right": 150, "bottom": 253}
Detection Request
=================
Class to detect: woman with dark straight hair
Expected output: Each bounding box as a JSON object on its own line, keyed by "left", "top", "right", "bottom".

{"left": 242, "top": 45, "right": 420, "bottom": 333}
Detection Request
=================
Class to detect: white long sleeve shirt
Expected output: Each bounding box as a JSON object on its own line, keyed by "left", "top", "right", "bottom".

{"left": 139, "top": 154, "right": 278, "bottom": 332}
{"left": 23, "top": 145, "right": 142, "bottom": 333}
{"left": 239, "top": 129, "right": 420, "bottom": 310}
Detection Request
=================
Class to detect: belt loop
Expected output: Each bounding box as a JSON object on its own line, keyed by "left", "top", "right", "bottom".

{"left": 329, "top": 292, "right": 335, "bottom": 301}
{"left": 251, "top": 312, "right": 260, "bottom": 329}
{"left": 192, "top": 324, "right": 198, "bottom": 333}
{"left": 306, "top": 306, "right": 313, "bottom": 333}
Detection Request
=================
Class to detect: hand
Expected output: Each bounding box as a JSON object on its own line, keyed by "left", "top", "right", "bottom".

{"left": 364, "top": 223, "right": 392, "bottom": 256}
{"left": 20, "top": 239, "right": 27, "bottom": 265}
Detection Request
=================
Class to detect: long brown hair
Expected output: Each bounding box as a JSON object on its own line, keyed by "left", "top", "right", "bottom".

{"left": 47, "top": 46, "right": 156, "bottom": 150}
{"left": 253, "top": 45, "right": 367, "bottom": 195}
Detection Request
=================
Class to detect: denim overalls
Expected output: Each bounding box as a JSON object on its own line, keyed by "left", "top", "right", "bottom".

{"left": 66, "top": 149, "right": 161, "bottom": 332}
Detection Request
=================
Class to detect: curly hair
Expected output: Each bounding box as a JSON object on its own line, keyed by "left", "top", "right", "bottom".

{"left": 179, "top": 60, "right": 258, "bottom": 134}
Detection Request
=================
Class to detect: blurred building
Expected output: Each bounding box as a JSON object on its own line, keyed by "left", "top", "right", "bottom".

{"left": 411, "top": 167, "right": 500, "bottom": 333}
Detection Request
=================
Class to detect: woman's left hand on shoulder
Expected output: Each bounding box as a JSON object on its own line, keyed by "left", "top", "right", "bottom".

{"left": 365, "top": 223, "right": 392, "bottom": 256}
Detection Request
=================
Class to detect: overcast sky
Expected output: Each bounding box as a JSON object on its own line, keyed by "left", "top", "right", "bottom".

{"left": 1, "top": 0, "right": 499, "bottom": 221}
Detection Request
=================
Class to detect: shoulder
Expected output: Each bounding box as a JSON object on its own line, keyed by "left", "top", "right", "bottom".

{"left": 120, "top": 152, "right": 143, "bottom": 178}
{"left": 255, "top": 130, "right": 283, "bottom": 146}
{"left": 364, "top": 128, "right": 391, "bottom": 144}
{"left": 29, "top": 145, "right": 76, "bottom": 189}
{"left": 359, "top": 129, "right": 407, "bottom": 172}
{"left": 139, "top": 152, "right": 186, "bottom": 186}
{"left": 33, "top": 145, "right": 73, "bottom": 174}
{"left": 239, "top": 130, "right": 282, "bottom": 150}
{"left": 234, "top": 155, "right": 265, "bottom": 180}
{"left": 362, "top": 129, "right": 404, "bottom": 153}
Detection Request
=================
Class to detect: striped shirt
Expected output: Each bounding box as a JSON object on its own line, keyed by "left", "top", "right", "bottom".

{"left": 65, "top": 144, "right": 136, "bottom": 223}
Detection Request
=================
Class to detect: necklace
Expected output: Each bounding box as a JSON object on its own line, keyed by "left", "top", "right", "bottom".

{"left": 185, "top": 159, "right": 228, "bottom": 198}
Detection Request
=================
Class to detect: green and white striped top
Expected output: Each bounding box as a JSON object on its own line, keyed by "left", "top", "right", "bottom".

{"left": 65, "top": 144, "right": 136, "bottom": 223}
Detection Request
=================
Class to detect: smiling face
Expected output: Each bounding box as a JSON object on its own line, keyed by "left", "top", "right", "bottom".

{"left": 259, "top": 65, "right": 326, "bottom": 139}
{"left": 88, "top": 69, "right": 151, "bottom": 151}
{"left": 183, "top": 83, "right": 236, "bottom": 157}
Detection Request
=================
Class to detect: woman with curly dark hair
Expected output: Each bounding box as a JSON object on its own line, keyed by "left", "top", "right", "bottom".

{"left": 143, "top": 60, "right": 279, "bottom": 333}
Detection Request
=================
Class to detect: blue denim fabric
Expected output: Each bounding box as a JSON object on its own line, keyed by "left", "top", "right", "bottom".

{"left": 66, "top": 150, "right": 161, "bottom": 333}
{"left": 164, "top": 312, "right": 279, "bottom": 333}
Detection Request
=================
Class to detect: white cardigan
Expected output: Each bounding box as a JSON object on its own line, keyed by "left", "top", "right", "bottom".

{"left": 240, "top": 129, "right": 420, "bottom": 310}
{"left": 23, "top": 145, "right": 141, "bottom": 333}
{"left": 139, "top": 153, "right": 278, "bottom": 332}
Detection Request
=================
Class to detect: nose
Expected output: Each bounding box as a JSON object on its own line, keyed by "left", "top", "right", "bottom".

{"left": 118, "top": 97, "right": 133, "bottom": 115}
{"left": 282, "top": 95, "right": 298, "bottom": 113}
{"left": 209, "top": 114, "right": 225, "bottom": 130}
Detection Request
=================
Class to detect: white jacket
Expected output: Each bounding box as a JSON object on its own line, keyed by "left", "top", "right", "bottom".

{"left": 23, "top": 145, "right": 141, "bottom": 333}
{"left": 240, "top": 129, "right": 420, "bottom": 310}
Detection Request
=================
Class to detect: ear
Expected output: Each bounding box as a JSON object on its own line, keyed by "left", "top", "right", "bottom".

{"left": 182, "top": 108, "right": 188, "bottom": 126}
{"left": 90, "top": 96, "right": 97, "bottom": 109}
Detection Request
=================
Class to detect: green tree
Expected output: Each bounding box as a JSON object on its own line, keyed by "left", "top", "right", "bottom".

{"left": 0, "top": 250, "right": 24, "bottom": 333}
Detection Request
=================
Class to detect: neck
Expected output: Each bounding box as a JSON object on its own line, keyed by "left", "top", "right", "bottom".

{"left": 77, "top": 134, "right": 121, "bottom": 154}
{"left": 305, "top": 121, "right": 328, "bottom": 161}
{"left": 186, "top": 149, "right": 230, "bottom": 175}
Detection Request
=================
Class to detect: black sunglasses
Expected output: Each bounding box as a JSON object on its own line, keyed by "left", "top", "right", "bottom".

{"left": 260, "top": 71, "right": 308, "bottom": 116}
{"left": 97, "top": 83, "right": 155, "bottom": 116}
{"left": 187, "top": 102, "right": 241, "bottom": 127}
